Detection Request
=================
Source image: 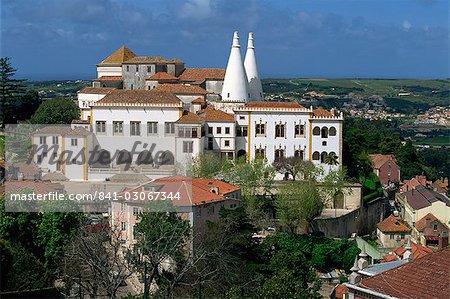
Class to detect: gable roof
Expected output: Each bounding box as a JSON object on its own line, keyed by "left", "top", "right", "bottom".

{"left": 176, "top": 112, "right": 204, "bottom": 124}
{"left": 313, "top": 107, "right": 334, "bottom": 117}
{"left": 153, "top": 84, "right": 207, "bottom": 95}
{"left": 358, "top": 246, "right": 450, "bottom": 299}
{"left": 415, "top": 213, "right": 448, "bottom": 231}
{"left": 369, "top": 154, "right": 397, "bottom": 170}
{"left": 98, "top": 46, "right": 136, "bottom": 65}
{"left": 191, "top": 97, "right": 206, "bottom": 104}
{"left": 400, "top": 186, "right": 450, "bottom": 210}
{"left": 383, "top": 240, "right": 433, "bottom": 262}
{"left": 377, "top": 214, "right": 411, "bottom": 233}
{"left": 96, "top": 76, "right": 123, "bottom": 81}
{"left": 78, "top": 87, "right": 116, "bottom": 95}
{"left": 95, "top": 90, "right": 182, "bottom": 107}
{"left": 123, "top": 56, "right": 183, "bottom": 64}
{"left": 178, "top": 68, "right": 226, "bottom": 84}
{"left": 146, "top": 72, "right": 179, "bottom": 82}
{"left": 197, "top": 106, "right": 235, "bottom": 122}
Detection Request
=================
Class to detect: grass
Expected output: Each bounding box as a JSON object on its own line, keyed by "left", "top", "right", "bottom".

{"left": 415, "top": 136, "right": 450, "bottom": 146}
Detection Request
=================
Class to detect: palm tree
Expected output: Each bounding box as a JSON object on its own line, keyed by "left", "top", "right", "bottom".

{"left": 324, "top": 152, "right": 339, "bottom": 170}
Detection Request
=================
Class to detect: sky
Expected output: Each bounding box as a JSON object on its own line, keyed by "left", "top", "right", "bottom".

{"left": 1, "top": 0, "right": 449, "bottom": 80}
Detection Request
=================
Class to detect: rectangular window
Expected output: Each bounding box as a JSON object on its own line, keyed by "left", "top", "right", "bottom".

{"left": 135, "top": 65, "right": 139, "bottom": 72}
{"left": 216, "top": 127, "right": 222, "bottom": 134}
{"left": 133, "top": 207, "right": 139, "bottom": 216}
{"left": 113, "top": 121, "right": 123, "bottom": 135}
{"left": 295, "top": 124, "right": 305, "bottom": 137}
{"left": 433, "top": 224, "right": 438, "bottom": 231}
{"left": 225, "top": 127, "right": 230, "bottom": 134}
{"left": 130, "top": 121, "right": 141, "bottom": 136}
{"left": 96, "top": 121, "right": 106, "bottom": 134}
{"left": 274, "top": 149, "right": 284, "bottom": 162}
{"left": 121, "top": 222, "right": 126, "bottom": 231}
{"left": 145, "top": 122, "right": 158, "bottom": 136}
{"left": 39, "top": 136, "right": 46, "bottom": 145}
{"left": 208, "top": 127, "right": 213, "bottom": 134}
{"left": 255, "top": 124, "right": 265, "bottom": 136}
{"left": 147, "top": 65, "right": 151, "bottom": 72}
{"left": 207, "top": 206, "right": 215, "bottom": 215}
{"left": 237, "top": 126, "right": 248, "bottom": 137}
{"left": 71, "top": 138, "right": 78, "bottom": 146}
{"left": 183, "top": 141, "right": 193, "bottom": 153}
{"left": 224, "top": 140, "right": 230, "bottom": 147}
{"left": 275, "top": 124, "right": 285, "bottom": 138}
{"left": 255, "top": 148, "right": 265, "bottom": 159}
{"left": 390, "top": 234, "right": 395, "bottom": 240}
{"left": 52, "top": 136, "right": 58, "bottom": 144}
{"left": 165, "top": 122, "right": 175, "bottom": 135}
{"left": 207, "top": 137, "right": 213, "bottom": 150}
{"left": 126, "top": 65, "right": 130, "bottom": 72}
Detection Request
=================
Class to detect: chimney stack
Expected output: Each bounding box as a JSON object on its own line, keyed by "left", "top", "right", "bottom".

{"left": 244, "top": 32, "right": 264, "bottom": 101}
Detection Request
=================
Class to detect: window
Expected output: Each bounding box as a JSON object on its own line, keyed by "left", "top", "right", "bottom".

{"left": 147, "top": 65, "right": 152, "bottom": 72}
{"left": 165, "top": 122, "right": 175, "bottom": 135}
{"left": 225, "top": 127, "right": 230, "bottom": 134}
{"left": 133, "top": 207, "right": 139, "bottom": 216}
{"left": 178, "top": 127, "right": 198, "bottom": 138}
{"left": 275, "top": 124, "right": 285, "bottom": 138}
{"left": 400, "top": 234, "right": 405, "bottom": 240}
{"left": 321, "top": 127, "right": 328, "bottom": 138}
{"left": 312, "top": 151, "right": 320, "bottom": 160}
{"left": 39, "top": 136, "right": 46, "bottom": 145}
{"left": 390, "top": 234, "right": 395, "bottom": 240}
{"left": 216, "top": 127, "right": 222, "bottom": 134}
{"left": 236, "top": 126, "right": 248, "bottom": 136}
{"left": 183, "top": 141, "right": 193, "bottom": 153}
{"left": 135, "top": 65, "right": 139, "bottom": 72}
{"left": 239, "top": 116, "right": 245, "bottom": 120}
{"left": 52, "top": 136, "right": 58, "bottom": 144}
{"left": 255, "top": 123, "right": 265, "bottom": 136}
{"left": 224, "top": 140, "right": 230, "bottom": 147}
{"left": 207, "top": 137, "right": 213, "bottom": 150}
{"left": 126, "top": 65, "right": 130, "bottom": 72}
{"left": 255, "top": 148, "right": 265, "bottom": 159}
{"left": 294, "top": 150, "right": 304, "bottom": 160}
{"left": 208, "top": 127, "right": 213, "bottom": 134}
{"left": 130, "top": 121, "right": 141, "bottom": 136}
{"left": 71, "top": 138, "right": 78, "bottom": 146}
{"left": 130, "top": 84, "right": 134, "bottom": 90}
{"left": 295, "top": 124, "right": 305, "bottom": 137}
{"left": 329, "top": 127, "right": 337, "bottom": 136}
{"left": 322, "top": 141, "right": 327, "bottom": 146}
{"left": 274, "top": 149, "right": 284, "bottom": 162}
{"left": 433, "top": 224, "right": 438, "bottom": 231}
{"left": 96, "top": 121, "right": 106, "bottom": 134}
{"left": 147, "top": 122, "right": 158, "bottom": 135}
{"left": 320, "top": 152, "right": 327, "bottom": 163}
{"left": 121, "top": 202, "right": 126, "bottom": 211}
{"left": 113, "top": 121, "right": 123, "bottom": 135}
{"left": 196, "top": 209, "right": 201, "bottom": 218}
{"left": 313, "top": 126, "right": 321, "bottom": 135}
{"left": 121, "top": 222, "right": 126, "bottom": 231}
{"left": 207, "top": 206, "right": 215, "bottom": 215}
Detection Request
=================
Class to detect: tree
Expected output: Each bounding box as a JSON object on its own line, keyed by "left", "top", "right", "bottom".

{"left": 191, "top": 153, "right": 231, "bottom": 178}
{"left": 277, "top": 181, "right": 323, "bottom": 233}
{"left": 0, "top": 57, "right": 27, "bottom": 126}
{"left": 272, "top": 156, "right": 303, "bottom": 180}
{"left": 324, "top": 152, "right": 339, "bottom": 169}
{"left": 31, "top": 97, "right": 80, "bottom": 124}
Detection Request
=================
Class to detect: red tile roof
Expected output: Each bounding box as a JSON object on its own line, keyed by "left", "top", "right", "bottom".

{"left": 245, "top": 101, "right": 304, "bottom": 109}
{"left": 96, "top": 76, "right": 123, "bottom": 81}
{"left": 377, "top": 214, "right": 411, "bottom": 233}
{"left": 400, "top": 186, "right": 450, "bottom": 210}
{"left": 178, "top": 68, "right": 225, "bottom": 84}
{"left": 191, "top": 97, "right": 205, "bottom": 104}
{"left": 78, "top": 87, "right": 116, "bottom": 94}
{"left": 154, "top": 84, "right": 207, "bottom": 95}
{"left": 313, "top": 107, "right": 334, "bottom": 117}
{"left": 124, "top": 56, "right": 183, "bottom": 64}
{"left": 176, "top": 112, "right": 204, "bottom": 124}
{"left": 98, "top": 46, "right": 136, "bottom": 65}
{"left": 415, "top": 213, "right": 449, "bottom": 231}
{"left": 369, "top": 154, "right": 397, "bottom": 170}
{"left": 5, "top": 180, "right": 65, "bottom": 195}
{"left": 146, "top": 72, "right": 178, "bottom": 81}
{"left": 383, "top": 240, "right": 433, "bottom": 262}
{"left": 197, "top": 106, "right": 235, "bottom": 122}
{"left": 95, "top": 90, "right": 182, "bottom": 106}
{"left": 359, "top": 246, "right": 450, "bottom": 299}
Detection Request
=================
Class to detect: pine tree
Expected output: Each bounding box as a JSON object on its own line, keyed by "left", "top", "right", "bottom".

{"left": 0, "top": 57, "right": 26, "bottom": 127}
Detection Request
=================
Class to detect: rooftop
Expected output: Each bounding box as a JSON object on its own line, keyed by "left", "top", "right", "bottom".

{"left": 197, "top": 106, "right": 235, "bottom": 122}
{"left": 415, "top": 213, "right": 449, "bottom": 231}
{"left": 78, "top": 87, "right": 116, "bottom": 94}
{"left": 245, "top": 101, "right": 305, "bottom": 109}
{"left": 400, "top": 186, "right": 450, "bottom": 210}
{"left": 369, "top": 154, "right": 397, "bottom": 170}
{"left": 95, "top": 90, "right": 182, "bottom": 106}
{"left": 146, "top": 72, "right": 179, "bottom": 81}
{"left": 313, "top": 107, "right": 334, "bottom": 117}
{"left": 377, "top": 214, "right": 411, "bottom": 233}
{"left": 178, "top": 68, "right": 225, "bottom": 84}
{"left": 153, "top": 84, "right": 208, "bottom": 95}
{"left": 98, "top": 45, "right": 136, "bottom": 66}
{"left": 358, "top": 246, "right": 450, "bottom": 299}
{"left": 176, "top": 112, "right": 204, "bottom": 124}
{"left": 96, "top": 76, "right": 123, "bottom": 81}
{"left": 123, "top": 56, "right": 183, "bottom": 64}
{"left": 383, "top": 240, "right": 433, "bottom": 262}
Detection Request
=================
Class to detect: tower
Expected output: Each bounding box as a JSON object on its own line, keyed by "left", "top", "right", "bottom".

{"left": 244, "top": 32, "right": 264, "bottom": 101}
{"left": 221, "top": 32, "right": 250, "bottom": 103}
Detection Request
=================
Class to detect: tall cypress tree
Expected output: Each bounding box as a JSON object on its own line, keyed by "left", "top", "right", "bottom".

{"left": 0, "top": 57, "right": 26, "bottom": 127}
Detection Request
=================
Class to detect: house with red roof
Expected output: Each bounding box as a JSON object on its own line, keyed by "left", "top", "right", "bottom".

{"left": 344, "top": 246, "right": 450, "bottom": 299}
{"left": 413, "top": 213, "right": 449, "bottom": 248}
{"left": 383, "top": 239, "right": 433, "bottom": 262}
{"left": 376, "top": 214, "right": 411, "bottom": 248}
{"left": 369, "top": 154, "right": 400, "bottom": 186}
{"left": 400, "top": 175, "right": 431, "bottom": 192}
{"left": 110, "top": 176, "right": 240, "bottom": 248}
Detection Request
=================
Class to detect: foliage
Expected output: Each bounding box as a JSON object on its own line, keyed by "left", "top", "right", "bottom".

{"left": 31, "top": 97, "right": 79, "bottom": 124}
{"left": 191, "top": 152, "right": 232, "bottom": 178}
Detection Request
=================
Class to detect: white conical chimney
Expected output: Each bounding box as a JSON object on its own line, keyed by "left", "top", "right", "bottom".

{"left": 221, "top": 31, "right": 250, "bottom": 103}
{"left": 244, "top": 32, "right": 263, "bottom": 101}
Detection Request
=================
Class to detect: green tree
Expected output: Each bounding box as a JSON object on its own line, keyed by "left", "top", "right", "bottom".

{"left": 191, "top": 153, "right": 231, "bottom": 178}
{"left": 0, "top": 57, "right": 27, "bottom": 126}
{"left": 31, "top": 97, "right": 80, "bottom": 124}
{"left": 277, "top": 181, "right": 323, "bottom": 233}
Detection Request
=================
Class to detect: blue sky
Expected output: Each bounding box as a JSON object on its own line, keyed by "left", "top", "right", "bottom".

{"left": 1, "top": 0, "right": 449, "bottom": 80}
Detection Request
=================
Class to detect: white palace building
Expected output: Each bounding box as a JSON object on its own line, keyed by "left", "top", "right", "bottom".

{"left": 32, "top": 32, "right": 343, "bottom": 181}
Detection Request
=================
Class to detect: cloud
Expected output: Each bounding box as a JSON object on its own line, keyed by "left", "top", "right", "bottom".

{"left": 402, "top": 20, "right": 412, "bottom": 31}
{"left": 179, "top": 0, "right": 213, "bottom": 19}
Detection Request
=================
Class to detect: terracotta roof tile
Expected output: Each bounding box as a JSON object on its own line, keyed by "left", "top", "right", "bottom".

{"left": 96, "top": 76, "right": 123, "bottom": 81}
{"left": 369, "top": 154, "right": 397, "bottom": 170}
{"left": 197, "top": 106, "right": 235, "bottom": 122}
{"left": 313, "top": 107, "right": 334, "bottom": 117}
{"left": 377, "top": 214, "right": 411, "bottom": 233}
{"left": 179, "top": 68, "right": 225, "bottom": 84}
{"left": 400, "top": 186, "right": 450, "bottom": 210}
{"left": 383, "top": 240, "right": 433, "bottom": 261}
{"left": 176, "top": 112, "right": 204, "bottom": 124}
{"left": 359, "top": 246, "right": 450, "bottom": 299}
{"left": 191, "top": 97, "right": 206, "bottom": 104}
{"left": 146, "top": 72, "right": 178, "bottom": 81}
{"left": 5, "top": 180, "right": 65, "bottom": 195}
{"left": 98, "top": 46, "right": 136, "bottom": 65}
{"left": 78, "top": 87, "right": 116, "bottom": 94}
{"left": 8, "top": 162, "right": 41, "bottom": 176}
{"left": 124, "top": 56, "right": 183, "bottom": 64}
{"left": 415, "top": 213, "right": 449, "bottom": 231}
{"left": 154, "top": 84, "right": 207, "bottom": 95}
{"left": 245, "top": 101, "right": 304, "bottom": 109}
{"left": 95, "top": 90, "right": 182, "bottom": 106}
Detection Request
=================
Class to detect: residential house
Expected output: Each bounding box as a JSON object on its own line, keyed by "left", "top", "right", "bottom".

{"left": 376, "top": 214, "right": 411, "bottom": 248}
{"left": 369, "top": 154, "right": 400, "bottom": 186}
{"left": 400, "top": 175, "right": 431, "bottom": 192}
{"left": 413, "top": 213, "right": 449, "bottom": 247}
{"left": 433, "top": 177, "right": 448, "bottom": 194}
{"left": 383, "top": 240, "right": 433, "bottom": 262}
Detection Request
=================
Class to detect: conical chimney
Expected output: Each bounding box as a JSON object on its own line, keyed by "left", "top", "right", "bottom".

{"left": 244, "top": 32, "right": 264, "bottom": 101}
{"left": 221, "top": 31, "right": 250, "bottom": 103}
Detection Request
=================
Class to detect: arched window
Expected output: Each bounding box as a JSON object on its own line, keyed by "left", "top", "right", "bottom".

{"left": 320, "top": 151, "right": 328, "bottom": 163}
{"left": 274, "top": 149, "right": 284, "bottom": 162}
{"left": 294, "top": 150, "right": 304, "bottom": 160}
{"left": 117, "top": 150, "right": 132, "bottom": 165}
{"left": 313, "top": 127, "right": 321, "bottom": 135}
{"left": 329, "top": 127, "right": 337, "bottom": 136}
{"left": 136, "top": 150, "right": 153, "bottom": 165}
{"left": 312, "top": 151, "right": 320, "bottom": 160}
{"left": 321, "top": 127, "right": 328, "bottom": 138}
